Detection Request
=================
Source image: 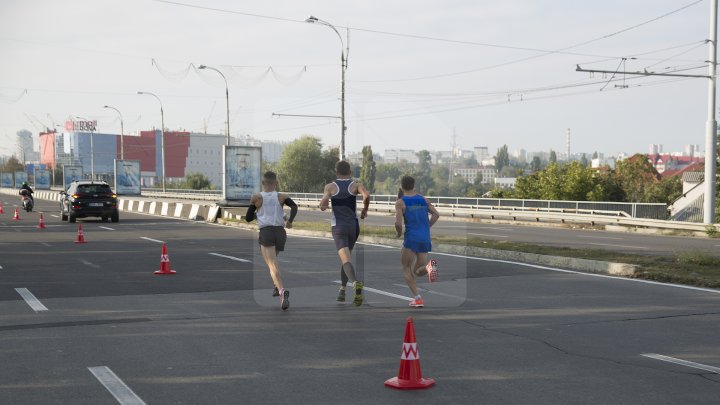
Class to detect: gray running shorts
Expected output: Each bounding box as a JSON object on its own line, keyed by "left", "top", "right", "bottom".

{"left": 259, "top": 226, "right": 287, "bottom": 251}
{"left": 331, "top": 220, "right": 360, "bottom": 251}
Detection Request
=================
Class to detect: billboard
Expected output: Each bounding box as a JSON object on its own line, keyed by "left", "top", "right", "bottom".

{"left": 63, "top": 165, "right": 83, "bottom": 189}
{"left": 14, "top": 171, "right": 28, "bottom": 187}
{"left": 223, "top": 145, "right": 261, "bottom": 201}
{"left": 1, "top": 173, "right": 13, "bottom": 188}
{"left": 114, "top": 160, "right": 141, "bottom": 195}
{"left": 34, "top": 168, "right": 51, "bottom": 189}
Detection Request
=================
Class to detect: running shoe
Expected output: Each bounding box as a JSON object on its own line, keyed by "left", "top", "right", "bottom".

{"left": 353, "top": 281, "right": 364, "bottom": 306}
{"left": 426, "top": 259, "right": 439, "bottom": 283}
{"left": 272, "top": 286, "right": 280, "bottom": 297}
{"left": 409, "top": 297, "right": 424, "bottom": 308}
{"left": 336, "top": 288, "right": 346, "bottom": 302}
{"left": 281, "top": 289, "right": 290, "bottom": 310}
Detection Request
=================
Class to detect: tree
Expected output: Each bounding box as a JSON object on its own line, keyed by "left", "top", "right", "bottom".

{"left": 592, "top": 151, "right": 599, "bottom": 159}
{"left": 549, "top": 150, "right": 557, "bottom": 164}
{"left": 184, "top": 172, "right": 212, "bottom": 190}
{"left": 277, "top": 136, "right": 328, "bottom": 192}
{"left": 580, "top": 153, "right": 589, "bottom": 167}
{"left": 360, "top": 145, "right": 376, "bottom": 193}
{"left": 530, "top": 156, "right": 542, "bottom": 172}
{"left": 413, "top": 150, "right": 435, "bottom": 194}
{"left": 1, "top": 156, "right": 24, "bottom": 173}
{"left": 615, "top": 154, "right": 661, "bottom": 202}
{"left": 495, "top": 145, "right": 510, "bottom": 172}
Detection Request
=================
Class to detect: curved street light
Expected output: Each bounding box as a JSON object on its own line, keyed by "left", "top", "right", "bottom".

{"left": 103, "top": 105, "right": 124, "bottom": 160}
{"left": 306, "top": 15, "right": 347, "bottom": 160}
{"left": 198, "top": 65, "right": 231, "bottom": 146}
{"left": 137, "top": 91, "right": 166, "bottom": 192}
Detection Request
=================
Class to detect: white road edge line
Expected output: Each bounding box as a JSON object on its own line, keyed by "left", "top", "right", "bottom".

{"left": 468, "top": 232, "right": 509, "bottom": 238}
{"left": 332, "top": 280, "right": 413, "bottom": 301}
{"left": 14, "top": 288, "right": 48, "bottom": 312}
{"left": 88, "top": 366, "right": 147, "bottom": 405}
{"left": 588, "top": 242, "right": 648, "bottom": 250}
{"left": 209, "top": 252, "right": 252, "bottom": 263}
{"left": 576, "top": 235, "right": 624, "bottom": 240}
{"left": 99, "top": 226, "right": 115, "bottom": 231}
{"left": 140, "top": 236, "right": 164, "bottom": 243}
{"left": 642, "top": 354, "right": 720, "bottom": 374}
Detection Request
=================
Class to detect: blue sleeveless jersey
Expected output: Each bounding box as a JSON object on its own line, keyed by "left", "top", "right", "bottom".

{"left": 331, "top": 179, "right": 357, "bottom": 227}
{"left": 402, "top": 194, "right": 431, "bottom": 252}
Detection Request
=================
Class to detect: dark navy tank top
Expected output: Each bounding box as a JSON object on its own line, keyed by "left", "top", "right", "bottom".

{"left": 330, "top": 179, "right": 357, "bottom": 227}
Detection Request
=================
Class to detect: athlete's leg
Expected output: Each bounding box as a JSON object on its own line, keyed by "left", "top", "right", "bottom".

{"left": 413, "top": 252, "right": 429, "bottom": 276}
{"left": 261, "top": 245, "right": 283, "bottom": 290}
{"left": 338, "top": 247, "right": 357, "bottom": 283}
{"left": 401, "top": 248, "right": 420, "bottom": 296}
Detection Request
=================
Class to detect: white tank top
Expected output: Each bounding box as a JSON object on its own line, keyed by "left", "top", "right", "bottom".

{"left": 256, "top": 191, "right": 284, "bottom": 228}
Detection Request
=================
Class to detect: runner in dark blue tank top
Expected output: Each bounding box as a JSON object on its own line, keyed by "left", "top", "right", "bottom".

{"left": 320, "top": 161, "right": 371, "bottom": 306}
{"left": 395, "top": 175, "right": 440, "bottom": 308}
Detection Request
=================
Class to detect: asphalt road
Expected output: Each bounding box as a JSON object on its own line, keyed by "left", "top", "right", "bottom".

{"left": 290, "top": 208, "right": 720, "bottom": 257}
{"left": 1, "top": 197, "right": 720, "bottom": 404}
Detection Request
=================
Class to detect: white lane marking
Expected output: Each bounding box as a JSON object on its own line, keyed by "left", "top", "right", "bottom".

{"left": 99, "top": 226, "right": 115, "bottom": 231}
{"left": 88, "top": 366, "right": 147, "bottom": 405}
{"left": 209, "top": 252, "right": 252, "bottom": 263}
{"left": 333, "top": 280, "right": 413, "bottom": 301}
{"left": 475, "top": 226, "right": 514, "bottom": 231}
{"left": 392, "top": 283, "right": 474, "bottom": 302}
{"left": 14, "top": 288, "right": 48, "bottom": 312}
{"left": 355, "top": 242, "right": 395, "bottom": 249}
{"left": 642, "top": 354, "right": 720, "bottom": 374}
{"left": 576, "top": 235, "right": 624, "bottom": 240}
{"left": 468, "top": 232, "right": 509, "bottom": 238}
{"left": 587, "top": 242, "right": 648, "bottom": 250}
{"left": 80, "top": 259, "right": 100, "bottom": 269}
{"left": 50, "top": 214, "right": 59, "bottom": 218}
{"left": 430, "top": 251, "right": 720, "bottom": 295}
{"left": 41, "top": 242, "right": 51, "bottom": 247}
{"left": 140, "top": 237, "right": 164, "bottom": 243}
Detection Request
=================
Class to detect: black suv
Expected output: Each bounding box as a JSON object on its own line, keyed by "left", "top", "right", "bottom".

{"left": 60, "top": 180, "right": 119, "bottom": 223}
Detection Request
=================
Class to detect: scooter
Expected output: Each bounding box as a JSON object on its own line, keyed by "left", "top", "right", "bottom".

{"left": 20, "top": 190, "right": 33, "bottom": 212}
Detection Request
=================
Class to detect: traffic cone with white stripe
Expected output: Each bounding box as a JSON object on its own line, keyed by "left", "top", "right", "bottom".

{"left": 0, "top": 202, "right": 4, "bottom": 214}
{"left": 384, "top": 317, "right": 435, "bottom": 390}
{"left": 13, "top": 208, "right": 20, "bottom": 220}
{"left": 74, "top": 223, "right": 87, "bottom": 243}
{"left": 154, "top": 243, "right": 176, "bottom": 275}
{"left": 37, "top": 212, "right": 46, "bottom": 229}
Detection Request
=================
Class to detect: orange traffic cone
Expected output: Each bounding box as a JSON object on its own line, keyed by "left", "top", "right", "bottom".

{"left": 384, "top": 317, "right": 435, "bottom": 390}
{"left": 74, "top": 223, "right": 87, "bottom": 244}
{"left": 37, "top": 212, "right": 46, "bottom": 229}
{"left": 13, "top": 208, "right": 20, "bottom": 220}
{"left": 0, "top": 202, "right": 4, "bottom": 214}
{"left": 154, "top": 243, "right": 176, "bottom": 275}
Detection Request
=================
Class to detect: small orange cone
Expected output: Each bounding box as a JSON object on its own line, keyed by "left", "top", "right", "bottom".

{"left": 0, "top": 202, "right": 4, "bottom": 214}
{"left": 37, "top": 213, "right": 46, "bottom": 229}
{"left": 74, "top": 223, "right": 87, "bottom": 244}
{"left": 385, "top": 317, "right": 435, "bottom": 390}
{"left": 13, "top": 208, "right": 20, "bottom": 220}
{"left": 154, "top": 243, "right": 176, "bottom": 275}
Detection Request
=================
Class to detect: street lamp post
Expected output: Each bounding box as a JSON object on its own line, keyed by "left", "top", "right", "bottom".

{"left": 704, "top": 0, "right": 718, "bottom": 224}
{"left": 104, "top": 105, "right": 124, "bottom": 160}
{"left": 198, "top": 65, "right": 231, "bottom": 145}
{"left": 75, "top": 116, "right": 95, "bottom": 179}
{"left": 306, "top": 15, "right": 347, "bottom": 160}
{"left": 137, "top": 91, "right": 166, "bottom": 192}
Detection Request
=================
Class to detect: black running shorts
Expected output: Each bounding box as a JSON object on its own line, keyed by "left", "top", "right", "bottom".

{"left": 258, "top": 226, "right": 287, "bottom": 251}
{"left": 332, "top": 220, "right": 360, "bottom": 251}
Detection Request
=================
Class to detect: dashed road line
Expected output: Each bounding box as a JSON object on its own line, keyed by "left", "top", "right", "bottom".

{"left": 40, "top": 242, "right": 51, "bottom": 247}
{"left": 14, "top": 288, "right": 48, "bottom": 312}
{"left": 642, "top": 354, "right": 720, "bottom": 374}
{"left": 140, "top": 237, "right": 164, "bottom": 243}
{"left": 80, "top": 259, "right": 101, "bottom": 269}
{"left": 588, "top": 242, "right": 648, "bottom": 250}
{"left": 88, "top": 366, "right": 147, "bottom": 405}
{"left": 50, "top": 214, "right": 59, "bottom": 218}
{"left": 99, "top": 226, "right": 115, "bottom": 231}
{"left": 209, "top": 252, "right": 252, "bottom": 263}
{"left": 333, "top": 280, "right": 412, "bottom": 301}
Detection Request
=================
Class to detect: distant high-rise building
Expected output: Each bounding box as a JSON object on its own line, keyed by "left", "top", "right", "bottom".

{"left": 16, "top": 129, "right": 34, "bottom": 162}
{"left": 473, "top": 146, "right": 489, "bottom": 162}
{"left": 384, "top": 149, "right": 418, "bottom": 163}
{"left": 649, "top": 144, "right": 664, "bottom": 154}
{"left": 684, "top": 144, "right": 701, "bottom": 157}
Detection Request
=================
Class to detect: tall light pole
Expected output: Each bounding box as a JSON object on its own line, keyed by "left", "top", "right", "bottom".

{"left": 198, "top": 65, "right": 231, "bottom": 145}
{"left": 306, "top": 15, "right": 347, "bottom": 160}
{"left": 104, "top": 105, "right": 124, "bottom": 160}
{"left": 137, "top": 91, "right": 166, "bottom": 192}
{"left": 75, "top": 116, "right": 95, "bottom": 179}
{"left": 704, "top": 0, "right": 718, "bottom": 224}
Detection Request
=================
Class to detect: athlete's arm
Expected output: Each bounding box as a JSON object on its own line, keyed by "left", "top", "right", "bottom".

{"left": 319, "top": 183, "right": 334, "bottom": 211}
{"left": 244, "top": 194, "right": 260, "bottom": 222}
{"left": 394, "top": 199, "right": 405, "bottom": 237}
{"left": 280, "top": 195, "right": 298, "bottom": 228}
{"left": 425, "top": 198, "right": 440, "bottom": 227}
{"left": 356, "top": 182, "right": 371, "bottom": 219}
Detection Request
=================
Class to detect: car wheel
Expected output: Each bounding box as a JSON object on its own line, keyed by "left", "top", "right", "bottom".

{"left": 69, "top": 213, "right": 77, "bottom": 223}
{"left": 110, "top": 211, "right": 119, "bottom": 223}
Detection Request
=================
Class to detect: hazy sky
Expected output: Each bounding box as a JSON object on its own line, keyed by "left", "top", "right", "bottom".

{"left": 0, "top": 0, "right": 714, "bottom": 158}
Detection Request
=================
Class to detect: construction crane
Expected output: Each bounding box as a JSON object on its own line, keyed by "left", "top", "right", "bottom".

{"left": 202, "top": 101, "right": 216, "bottom": 134}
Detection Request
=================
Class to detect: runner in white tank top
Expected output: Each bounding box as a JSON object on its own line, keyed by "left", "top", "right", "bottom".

{"left": 245, "top": 171, "right": 298, "bottom": 310}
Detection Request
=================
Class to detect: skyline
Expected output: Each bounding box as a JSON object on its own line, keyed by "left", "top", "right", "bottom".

{"left": 0, "top": 0, "right": 716, "bottom": 158}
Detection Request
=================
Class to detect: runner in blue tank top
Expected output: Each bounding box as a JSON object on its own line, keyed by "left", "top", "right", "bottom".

{"left": 320, "top": 160, "right": 370, "bottom": 306}
{"left": 395, "top": 175, "right": 440, "bottom": 308}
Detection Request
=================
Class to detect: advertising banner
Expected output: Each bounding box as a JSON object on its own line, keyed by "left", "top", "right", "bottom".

{"left": 14, "top": 171, "right": 28, "bottom": 187}
{"left": 34, "top": 168, "right": 51, "bottom": 189}
{"left": 63, "top": 165, "right": 83, "bottom": 189}
{"left": 114, "top": 160, "right": 141, "bottom": 195}
{"left": 223, "top": 145, "right": 262, "bottom": 201}
{"left": 1, "top": 173, "right": 13, "bottom": 188}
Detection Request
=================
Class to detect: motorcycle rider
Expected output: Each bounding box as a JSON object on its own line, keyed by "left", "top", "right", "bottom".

{"left": 19, "top": 181, "right": 34, "bottom": 206}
